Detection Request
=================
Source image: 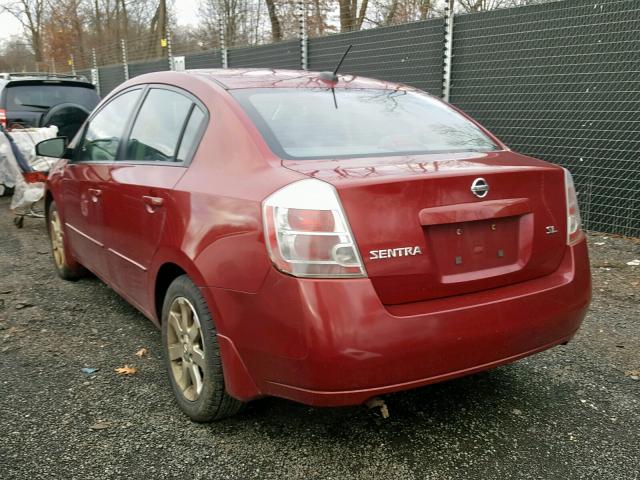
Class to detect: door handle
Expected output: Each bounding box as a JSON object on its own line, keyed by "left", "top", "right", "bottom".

{"left": 142, "top": 195, "right": 164, "bottom": 209}
{"left": 88, "top": 188, "right": 101, "bottom": 202}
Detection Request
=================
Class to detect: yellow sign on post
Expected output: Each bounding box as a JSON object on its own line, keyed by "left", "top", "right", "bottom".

{"left": 161, "top": 38, "right": 168, "bottom": 48}
{"left": 68, "top": 58, "right": 74, "bottom": 66}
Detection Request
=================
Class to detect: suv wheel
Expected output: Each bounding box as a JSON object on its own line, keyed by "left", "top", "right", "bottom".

{"left": 162, "top": 275, "right": 244, "bottom": 422}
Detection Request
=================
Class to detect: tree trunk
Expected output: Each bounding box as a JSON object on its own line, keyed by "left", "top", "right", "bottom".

{"left": 94, "top": 0, "right": 102, "bottom": 38}
{"left": 120, "top": 0, "right": 129, "bottom": 39}
{"left": 356, "top": 0, "right": 368, "bottom": 30}
{"left": 385, "top": 0, "right": 398, "bottom": 25}
{"left": 338, "top": 0, "right": 352, "bottom": 32}
{"left": 265, "top": 0, "right": 281, "bottom": 42}
{"left": 313, "top": 0, "right": 324, "bottom": 36}
{"left": 150, "top": 0, "right": 167, "bottom": 57}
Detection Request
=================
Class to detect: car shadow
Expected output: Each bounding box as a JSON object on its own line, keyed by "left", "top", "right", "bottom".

{"left": 212, "top": 362, "right": 557, "bottom": 441}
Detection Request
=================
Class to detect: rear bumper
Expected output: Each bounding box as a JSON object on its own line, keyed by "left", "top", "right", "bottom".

{"left": 208, "top": 237, "right": 591, "bottom": 406}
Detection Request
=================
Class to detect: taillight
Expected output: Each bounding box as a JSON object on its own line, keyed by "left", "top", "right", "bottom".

{"left": 0, "top": 109, "right": 6, "bottom": 128}
{"left": 262, "top": 179, "right": 366, "bottom": 278}
{"left": 564, "top": 168, "right": 582, "bottom": 245}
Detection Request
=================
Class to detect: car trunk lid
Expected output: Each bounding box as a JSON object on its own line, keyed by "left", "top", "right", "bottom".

{"left": 284, "top": 150, "right": 568, "bottom": 304}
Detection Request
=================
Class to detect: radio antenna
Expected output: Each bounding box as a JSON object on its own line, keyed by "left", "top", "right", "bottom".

{"left": 319, "top": 44, "right": 353, "bottom": 83}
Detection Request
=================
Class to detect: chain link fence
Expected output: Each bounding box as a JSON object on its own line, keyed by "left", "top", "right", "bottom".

{"left": 451, "top": 0, "right": 639, "bottom": 237}
{"left": 58, "top": 0, "right": 640, "bottom": 237}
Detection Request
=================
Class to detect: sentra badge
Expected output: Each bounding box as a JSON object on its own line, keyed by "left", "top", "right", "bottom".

{"left": 369, "top": 246, "right": 423, "bottom": 260}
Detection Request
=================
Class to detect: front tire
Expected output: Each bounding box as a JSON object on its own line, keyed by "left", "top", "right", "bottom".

{"left": 162, "top": 275, "right": 244, "bottom": 422}
{"left": 48, "top": 201, "right": 85, "bottom": 280}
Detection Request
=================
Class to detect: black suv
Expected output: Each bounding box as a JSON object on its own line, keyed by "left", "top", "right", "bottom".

{"left": 0, "top": 73, "right": 100, "bottom": 139}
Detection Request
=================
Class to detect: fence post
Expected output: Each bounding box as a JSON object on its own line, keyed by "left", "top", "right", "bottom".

{"left": 121, "top": 39, "right": 129, "bottom": 80}
{"left": 219, "top": 19, "right": 228, "bottom": 68}
{"left": 69, "top": 54, "right": 76, "bottom": 76}
{"left": 91, "top": 48, "right": 101, "bottom": 96}
{"left": 298, "top": 0, "right": 308, "bottom": 70}
{"left": 167, "top": 28, "right": 174, "bottom": 71}
{"left": 442, "top": 0, "right": 455, "bottom": 102}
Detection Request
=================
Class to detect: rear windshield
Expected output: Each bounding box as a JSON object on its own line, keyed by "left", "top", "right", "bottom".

{"left": 6, "top": 84, "right": 99, "bottom": 111}
{"left": 231, "top": 88, "right": 499, "bottom": 160}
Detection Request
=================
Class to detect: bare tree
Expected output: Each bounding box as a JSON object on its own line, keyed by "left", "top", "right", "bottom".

{"left": 0, "top": 0, "right": 46, "bottom": 64}
{"left": 150, "top": 0, "right": 168, "bottom": 57}
{"left": 457, "top": 0, "right": 549, "bottom": 12}
{"left": 0, "top": 37, "right": 36, "bottom": 70}
{"left": 264, "top": 0, "right": 281, "bottom": 41}
{"left": 338, "top": 0, "right": 369, "bottom": 31}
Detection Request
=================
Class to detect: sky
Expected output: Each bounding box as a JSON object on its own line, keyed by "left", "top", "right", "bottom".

{"left": 0, "top": 12, "right": 22, "bottom": 40}
{"left": 0, "top": 0, "right": 201, "bottom": 42}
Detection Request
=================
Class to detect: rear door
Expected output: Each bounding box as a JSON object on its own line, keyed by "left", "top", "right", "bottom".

{"left": 101, "top": 86, "right": 207, "bottom": 315}
{"left": 61, "top": 88, "right": 143, "bottom": 279}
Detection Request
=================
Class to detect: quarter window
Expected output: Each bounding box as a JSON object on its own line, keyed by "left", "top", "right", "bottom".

{"left": 176, "top": 106, "right": 206, "bottom": 163}
{"left": 126, "top": 89, "right": 193, "bottom": 162}
{"left": 78, "top": 89, "right": 142, "bottom": 162}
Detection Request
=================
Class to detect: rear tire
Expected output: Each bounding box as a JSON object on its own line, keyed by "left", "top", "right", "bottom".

{"left": 48, "top": 201, "right": 85, "bottom": 280}
{"left": 162, "top": 275, "right": 244, "bottom": 422}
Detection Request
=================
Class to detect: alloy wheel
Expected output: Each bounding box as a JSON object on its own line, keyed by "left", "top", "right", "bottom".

{"left": 50, "top": 210, "right": 66, "bottom": 269}
{"left": 167, "top": 297, "right": 206, "bottom": 401}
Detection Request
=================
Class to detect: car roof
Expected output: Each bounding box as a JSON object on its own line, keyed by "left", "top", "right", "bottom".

{"left": 186, "top": 68, "right": 411, "bottom": 91}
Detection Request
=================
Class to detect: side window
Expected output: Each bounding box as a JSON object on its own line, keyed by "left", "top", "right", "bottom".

{"left": 78, "top": 89, "right": 142, "bottom": 162}
{"left": 126, "top": 88, "right": 193, "bottom": 162}
{"left": 176, "top": 106, "right": 206, "bottom": 163}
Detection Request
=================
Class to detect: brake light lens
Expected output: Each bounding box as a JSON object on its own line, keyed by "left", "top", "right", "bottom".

{"left": 0, "top": 109, "right": 6, "bottom": 128}
{"left": 262, "top": 179, "right": 366, "bottom": 278}
{"left": 564, "top": 168, "right": 582, "bottom": 245}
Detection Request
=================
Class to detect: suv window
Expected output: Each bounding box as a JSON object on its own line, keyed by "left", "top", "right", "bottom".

{"left": 126, "top": 89, "right": 193, "bottom": 162}
{"left": 6, "top": 84, "right": 99, "bottom": 111}
{"left": 78, "top": 89, "right": 142, "bottom": 162}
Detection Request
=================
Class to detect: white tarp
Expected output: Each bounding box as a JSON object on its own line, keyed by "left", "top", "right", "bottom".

{"left": 0, "top": 126, "right": 58, "bottom": 210}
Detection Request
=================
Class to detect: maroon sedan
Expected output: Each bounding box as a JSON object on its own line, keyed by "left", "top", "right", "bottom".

{"left": 38, "top": 69, "right": 591, "bottom": 421}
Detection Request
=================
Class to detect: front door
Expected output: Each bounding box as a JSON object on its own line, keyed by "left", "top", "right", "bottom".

{"left": 62, "top": 87, "right": 144, "bottom": 280}
{"left": 60, "top": 163, "right": 108, "bottom": 278}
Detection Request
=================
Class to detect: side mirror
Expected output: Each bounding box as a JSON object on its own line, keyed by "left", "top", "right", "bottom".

{"left": 36, "top": 137, "right": 68, "bottom": 158}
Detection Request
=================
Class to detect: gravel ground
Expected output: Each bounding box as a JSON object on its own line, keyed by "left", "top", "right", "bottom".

{"left": 0, "top": 196, "right": 638, "bottom": 480}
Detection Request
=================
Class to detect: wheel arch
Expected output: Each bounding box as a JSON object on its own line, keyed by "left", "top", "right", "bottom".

{"left": 152, "top": 255, "right": 262, "bottom": 402}
{"left": 153, "top": 262, "right": 188, "bottom": 325}
{"left": 151, "top": 249, "right": 210, "bottom": 324}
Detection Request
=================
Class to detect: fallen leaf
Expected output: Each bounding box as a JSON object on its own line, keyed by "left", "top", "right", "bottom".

{"left": 115, "top": 365, "right": 138, "bottom": 375}
{"left": 134, "top": 347, "right": 149, "bottom": 358}
{"left": 15, "top": 302, "right": 33, "bottom": 310}
{"left": 624, "top": 370, "right": 640, "bottom": 380}
{"left": 89, "top": 421, "right": 111, "bottom": 430}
